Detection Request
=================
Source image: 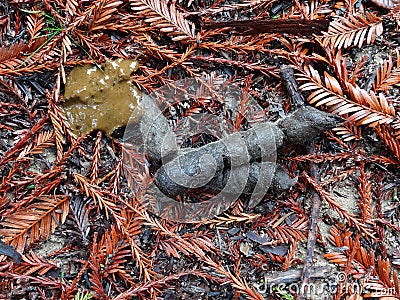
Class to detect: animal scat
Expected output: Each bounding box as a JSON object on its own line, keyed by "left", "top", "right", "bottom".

{"left": 62, "top": 59, "right": 141, "bottom": 136}
{"left": 152, "top": 106, "right": 343, "bottom": 199}
{"left": 277, "top": 106, "right": 344, "bottom": 145}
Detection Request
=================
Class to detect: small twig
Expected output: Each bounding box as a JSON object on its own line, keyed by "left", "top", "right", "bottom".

{"left": 280, "top": 65, "right": 305, "bottom": 109}
{"left": 261, "top": 265, "right": 333, "bottom": 285}
{"left": 280, "top": 65, "right": 321, "bottom": 299}
{"left": 201, "top": 18, "right": 330, "bottom": 36}
{"left": 299, "top": 146, "right": 322, "bottom": 299}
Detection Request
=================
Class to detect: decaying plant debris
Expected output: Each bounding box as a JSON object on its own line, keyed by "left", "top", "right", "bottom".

{"left": 0, "top": 0, "right": 400, "bottom": 299}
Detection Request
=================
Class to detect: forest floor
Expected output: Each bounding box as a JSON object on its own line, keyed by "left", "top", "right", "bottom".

{"left": 0, "top": 0, "right": 400, "bottom": 299}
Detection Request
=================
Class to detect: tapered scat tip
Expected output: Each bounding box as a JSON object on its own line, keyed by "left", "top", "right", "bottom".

{"left": 278, "top": 106, "right": 344, "bottom": 145}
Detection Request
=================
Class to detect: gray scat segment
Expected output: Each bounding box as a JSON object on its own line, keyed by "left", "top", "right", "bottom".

{"left": 271, "top": 165, "right": 298, "bottom": 191}
{"left": 149, "top": 105, "right": 341, "bottom": 199}
{"left": 139, "top": 96, "right": 178, "bottom": 164}
{"left": 153, "top": 124, "right": 282, "bottom": 198}
{"left": 178, "top": 123, "right": 281, "bottom": 168}
{"left": 204, "top": 162, "right": 274, "bottom": 195}
{"left": 249, "top": 123, "right": 284, "bottom": 158}
{"left": 0, "top": 240, "right": 21, "bottom": 264}
{"left": 155, "top": 161, "right": 293, "bottom": 200}
{"left": 153, "top": 164, "right": 186, "bottom": 198}
{"left": 277, "top": 106, "right": 343, "bottom": 145}
{"left": 153, "top": 143, "right": 226, "bottom": 197}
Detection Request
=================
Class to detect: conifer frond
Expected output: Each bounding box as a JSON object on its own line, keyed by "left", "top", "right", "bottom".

{"left": 66, "top": 0, "right": 79, "bottom": 16}
{"left": 375, "top": 125, "right": 400, "bottom": 161}
{"left": 130, "top": 0, "right": 196, "bottom": 41}
{"left": 15, "top": 250, "right": 58, "bottom": 276}
{"left": 262, "top": 213, "right": 308, "bottom": 245}
{"left": 325, "top": 226, "right": 400, "bottom": 298}
{"left": 0, "top": 195, "right": 69, "bottom": 253}
{"left": 297, "top": 0, "right": 333, "bottom": 19}
{"left": 0, "top": 41, "right": 28, "bottom": 69}
{"left": 297, "top": 65, "right": 396, "bottom": 128}
{"left": 97, "top": 227, "right": 133, "bottom": 283}
{"left": 117, "top": 209, "right": 153, "bottom": 282}
{"left": 332, "top": 123, "right": 362, "bottom": 141}
{"left": 193, "top": 0, "right": 269, "bottom": 16}
{"left": 48, "top": 102, "right": 66, "bottom": 161}
{"left": 160, "top": 232, "right": 218, "bottom": 258}
{"left": 304, "top": 173, "right": 374, "bottom": 237}
{"left": 299, "top": 54, "right": 400, "bottom": 153}
{"left": 112, "top": 270, "right": 210, "bottom": 299}
{"left": 16, "top": 130, "right": 55, "bottom": 161}
{"left": 0, "top": 36, "right": 60, "bottom": 76}
{"left": 70, "top": 197, "right": 91, "bottom": 242}
{"left": 73, "top": 173, "right": 122, "bottom": 221}
{"left": 133, "top": 34, "right": 181, "bottom": 61}
{"left": 210, "top": 212, "right": 261, "bottom": 225}
{"left": 373, "top": 51, "right": 400, "bottom": 92}
{"left": 26, "top": 11, "right": 45, "bottom": 41}
{"left": 90, "top": 131, "right": 102, "bottom": 184}
{"left": 357, "top": 164, "right": 374, "bottom": 222}
{"left": 88, "top": 0, "right": 123, "bottom": 32}
{"left": 319, "top": 12, "right": 383, "bottom": 49}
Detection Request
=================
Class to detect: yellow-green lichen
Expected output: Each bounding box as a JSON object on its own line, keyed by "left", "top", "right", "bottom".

{"left": 62, "top": 59, "right": 140, "bottom": 136}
